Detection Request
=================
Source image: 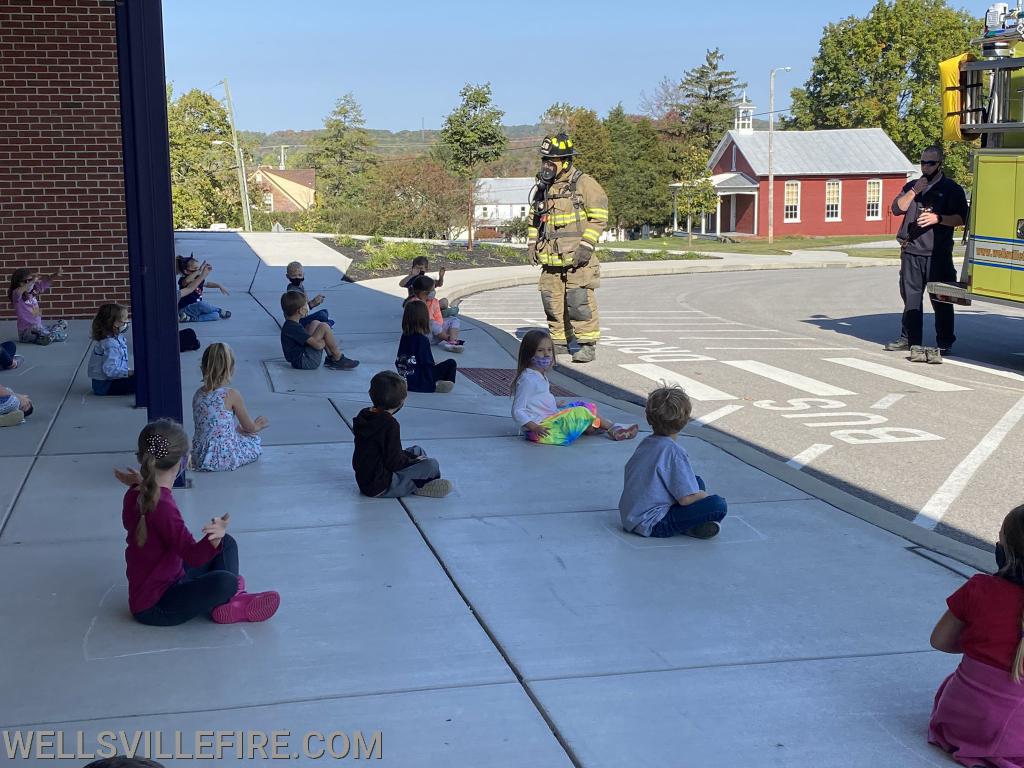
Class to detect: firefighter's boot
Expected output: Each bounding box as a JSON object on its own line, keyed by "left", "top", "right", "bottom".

{"left": 572, "top": 343, "right": 597, "bottom": 363}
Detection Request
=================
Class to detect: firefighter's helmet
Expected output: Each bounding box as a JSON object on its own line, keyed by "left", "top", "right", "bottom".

{"left": 539, "top": 133, "right": 577, "bottom": 159}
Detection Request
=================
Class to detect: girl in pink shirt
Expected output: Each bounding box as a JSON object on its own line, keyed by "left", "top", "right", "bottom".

{"left": 8, "top": 267, "right": 67, "bottom": 344}
{"left": 929, "top": 505, "right": 1024, "bottom": 766}
{"left": 116, "top": 419, "right": 279, "bottom": 626}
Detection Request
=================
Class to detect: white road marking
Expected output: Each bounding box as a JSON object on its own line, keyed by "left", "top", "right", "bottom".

{"left": 944, "top": 359, "right": 1024, "bottom": 384}
{"left": 620, "top": 363, "right": 737, "bottom": 401}
{"left": 705, "top": 346, "right": 858, "bottom": 351}
{"left": 721, "top": 360, "right": 856, "bottom": 396}
{"left": 690, "top": 404, "right": 744, "bottom": 428}
{"left": 678, "top": 336, "right": 815, "bottom": 341}
{"left": 825, "top": 358, "right": 970, "bottom": 392}
{"left": 871, "top": 393, "right": 906, "bottom": 410}
{"left": 914, "top": 395, "right": 1024, "bottom": 529}
{"left": 785, "top": 443, "right": 833, "bottom": 470}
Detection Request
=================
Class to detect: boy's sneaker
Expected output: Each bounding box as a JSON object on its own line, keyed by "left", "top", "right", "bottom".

{"left": 685, "top": 521, "right": 721, "bottom": 539}
{"left": 178, "top": 312, "right": 191, "bottom": 323}
{"left": 234, "top": 575, "right": 246, "bottom": 595}
{"left": 441, "top": 306, "right": 460, "bottom": 318}
{"left": 0, "top": 410, "right": 25, "bottom": 427}
{"left": 412, "top": 478, "right": 452, "bottom": 498}
{"left": 434, "top": 380, "right": 454, "bottom": 393}
{"left": 219, "top": 309, "right": 232, "bottom": 319}
{"left": 55, "top": 319, "right": 68, "bottom": 330}
{"left": 325, "top": 355, "right": 359, "bottom": 370}
{"left": 36, "top": 335, "right": 52, "bottom": 346}
{"left": 211, "top": 590, "right": 280, "bottom": 624}
{"left": 440, "top": 341, "right": 464, "bottom": 353}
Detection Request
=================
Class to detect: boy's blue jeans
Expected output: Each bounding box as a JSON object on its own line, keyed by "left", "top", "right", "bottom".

{"left": 299, "top": 309, "right": 334, "bottom": 328}
{"left": 183, "top": 300, "right": 221, "bottom": 322}
{"left": 650, "top": 476, "right": 728, "bottom": 538}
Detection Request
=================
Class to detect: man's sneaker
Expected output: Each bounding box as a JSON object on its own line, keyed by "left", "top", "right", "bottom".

{"left": 884, "top": 338, "right": 911, "bottom": 351}
{"left": 0, "top": 410, "right": 25, "bottom": 427}
{"left": 572, "top": 343, "right": 597, "bottom": 363}
{"left": 926, "top": 347, "right": 943, "bottom": 364}
{"left": 219, "top": 309, "right": 232, "bottom": 319}
{"left": 325, "top": 355, "right": 359, "bottom": 370}
{"left": 211, "top": 590, "right": 280, "bottom": 624}
{"left": 909, "top": 345, "right": 929, "bottom": 363}
{"left": 685, "top": 521, "right": 722, "bottom": 539}
{"left": 434, "top": 380, "right": 454, "bottom": 393}
{"left": 412, "top": 478, "right": 452, "bottom": 498}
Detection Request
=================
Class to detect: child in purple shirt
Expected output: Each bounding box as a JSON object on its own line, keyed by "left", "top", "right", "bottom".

{"left": 8, "top": 267, "right": 67, "bottom": 345}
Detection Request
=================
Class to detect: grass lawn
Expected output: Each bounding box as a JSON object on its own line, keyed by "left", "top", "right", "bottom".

{"left": 601, "top": 234, "right": 889, "bottom": 256}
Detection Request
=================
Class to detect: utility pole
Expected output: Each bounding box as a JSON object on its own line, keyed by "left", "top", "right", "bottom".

{"left": 279, "top": 144, "right": 287, "bottom": 170}
{"left": 767, "top": 66, "right": 790, "bottom": 245}
{"left": 219, "top": 78, "right": 252, "bottom": 232}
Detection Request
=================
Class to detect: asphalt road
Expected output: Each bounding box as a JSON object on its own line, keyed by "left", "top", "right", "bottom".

{"left": 460, "top": 267, "right": 1024, "bottom": 550}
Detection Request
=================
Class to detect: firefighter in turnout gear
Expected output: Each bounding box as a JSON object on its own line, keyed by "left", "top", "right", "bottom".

{"left": 527, "top": 133, "right": 608, "bottom": 363}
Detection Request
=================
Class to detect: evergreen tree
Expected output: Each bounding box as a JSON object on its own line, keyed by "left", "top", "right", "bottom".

{"left": 296, "top": 93, "right": 377, "bottom": 206}
{"left": 538, "top": 103, "right": 614, "bottom": 185}
{"left": 438, "top": 82, "right": 508, "bottom": 250}
{"left": 676, "top": 49, "right": 747, "bottom": 155}
{"left": 787, "top": 0, "right": 978, "bottom": 186}
{"left": 604, "top": 106, "right": 673, "bottom": 233}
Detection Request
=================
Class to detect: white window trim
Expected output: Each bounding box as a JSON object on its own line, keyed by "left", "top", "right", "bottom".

{"left": 825, "top": 179, "right": 842, "bottom": 222}
{"left": 783, "top": 180, "right": 801, "bottom": 223}
{"left": 865, "top": 179, "right": 882, "bottom": 221}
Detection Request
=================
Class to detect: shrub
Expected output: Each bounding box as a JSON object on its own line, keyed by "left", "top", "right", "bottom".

{"left": 360, "top": 240, "right": 429, "bottom": 272}
{"left": 365, "top": 235, "right": 385, "bottom": 249}
{"left": 334, "top": 235, "right": 359, "bottom": 249}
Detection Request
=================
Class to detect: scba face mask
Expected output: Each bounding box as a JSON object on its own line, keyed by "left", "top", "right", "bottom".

{"left": 538, "top": 160, "right": 560, "bottom": 184}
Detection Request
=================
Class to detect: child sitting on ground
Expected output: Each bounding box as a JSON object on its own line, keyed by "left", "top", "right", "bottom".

{"left": 286, "top": 260, "right": 334, "bottom": 328}
{"left": 511, "top": 329, "right": 637, "bottom": 445}
{"left": 928, "top": 504, "right": 1024, "bottom": 765}
{"left": 114, "top": 419, "right": 280, "bottom": 625}
{"left": 396, "top": 300, "right": 456, "bottom": 393}
{"left": 177, "top": 255, "right": 231, "bottom": 322}
{"left": 89, "top": 303, "right": 135, "bottom": 396}
{"left": 0, "top": 384, "right": 32, "bottom": 427}
{"left": 399, "top": 255, "right": 456, "bottom": 316}
{"left": 619, "top": 385, "right": 727, "bottom": 539}
{"left": 192, "top": 342, "right": 266, "bottom": 471}
{"left": 8, "top": 267, "right": 67, "bottom": 345}
{"left": 409, "top": 276, "right": 462, "bottom": 353}
{"left": 279, "top": 291, "right": 359, "bottom": 371}
{"left": 352, "top": 370, "right": 452, "bottom": 498}
{"left": 0, "top": 341, "right": 21, "bottom": 370}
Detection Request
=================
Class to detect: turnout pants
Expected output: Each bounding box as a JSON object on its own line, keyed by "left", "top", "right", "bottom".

{"left": 538, "top": 262, "right": 601, "bottom": 345}
{"left": 899, "top": 250, "right": 957, "bottom": 348}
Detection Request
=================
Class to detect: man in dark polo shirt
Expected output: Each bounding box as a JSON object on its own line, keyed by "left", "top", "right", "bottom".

{"left": 885, "top": 145, "right": 969, "bottom": 362}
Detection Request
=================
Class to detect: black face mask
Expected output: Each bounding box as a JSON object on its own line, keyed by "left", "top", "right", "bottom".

{"left": 289, "top": 277, "right": 303, "bottom": 286}
{"left": 538, "top": 160, "right": 559, "bottom": 184}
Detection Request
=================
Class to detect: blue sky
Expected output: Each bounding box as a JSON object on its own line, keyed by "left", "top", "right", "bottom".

{"left": 162, "top": 0, "right": 886, "bottom": 134}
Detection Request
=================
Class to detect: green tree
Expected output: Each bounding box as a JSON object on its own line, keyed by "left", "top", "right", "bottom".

{"left": 438, "top": 82, "right": 508, "bottom": 250}
{"left": 604, "top": 106, "right": 673, "bottom": 233}
{"left": 787, "top": 0, "right": 978, "bottom": 186}
{"left": 296, "top": 93, "right": 377, "bottom": 206}
{"left": 361, "top": 157, "right": 465, "bottom": 238}
{"left": 167, "top": 86, "right": 243, "bottom": 229}
{"left": 674, "top": 49, "right": 747, "bottom": 155}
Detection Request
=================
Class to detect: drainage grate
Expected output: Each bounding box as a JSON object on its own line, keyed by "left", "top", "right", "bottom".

{"left": 459, "top": 368, "right": 575, "bottom": 398}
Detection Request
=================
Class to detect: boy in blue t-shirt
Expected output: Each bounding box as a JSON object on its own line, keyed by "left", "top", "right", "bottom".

{"left": 619, "top": 386, "right": 727, "bottom": 538}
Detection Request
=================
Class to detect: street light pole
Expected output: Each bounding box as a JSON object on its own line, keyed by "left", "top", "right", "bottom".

{"left": 217, "top": 78, "right": 252, "bottom": 232}
{"left": 767, "top": 66, "right": 791, "bottom": 245}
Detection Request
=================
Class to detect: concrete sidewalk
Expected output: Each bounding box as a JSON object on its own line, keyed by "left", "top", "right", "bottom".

{"left": 0, "top": 232, "right": 978, "bottom": 766}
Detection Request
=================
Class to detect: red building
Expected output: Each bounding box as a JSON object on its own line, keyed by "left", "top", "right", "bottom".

{"left": 252, "top": 167, "right": 316, "bottom": 213}
{"left": 689, "top": 108, "right": 916, "bottom": 238}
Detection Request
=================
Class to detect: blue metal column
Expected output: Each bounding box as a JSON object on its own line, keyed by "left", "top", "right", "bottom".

{"left": 114, "top": 0, "right": 182, "bottom": 424}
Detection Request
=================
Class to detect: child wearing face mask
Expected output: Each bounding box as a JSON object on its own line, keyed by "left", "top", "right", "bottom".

{"left": 285, "top": 261, "right": 335, "bottom": 328}
{"left": 928, "top": 505, "right": 1024, "bottom": 766}
{"left": 89, "top": 303, "right": 135, "bottom": 396}
{"left": 511, "top": 329, "right": 637, "bottom": 445}
{"left": 8, "top": 267, "right": 67, "bottom": 344}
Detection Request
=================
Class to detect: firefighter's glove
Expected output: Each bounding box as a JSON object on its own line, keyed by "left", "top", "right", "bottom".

{"left": 573, "top": 242, "right": 594, "bottom": 268}
{"left": 911, "top": 176, "right": 929, "bottom": 195}
{"left": 527, "top": 242, "right": 539, "bottom": 265}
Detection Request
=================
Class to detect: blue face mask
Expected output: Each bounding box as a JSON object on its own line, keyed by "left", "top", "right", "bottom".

{"left": 532, "top": 355, "right": 553, "bottom": 370}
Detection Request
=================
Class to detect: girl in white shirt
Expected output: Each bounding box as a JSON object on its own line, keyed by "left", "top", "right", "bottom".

{"left": 511, "top": 330, "right": 637, "bottom": 445}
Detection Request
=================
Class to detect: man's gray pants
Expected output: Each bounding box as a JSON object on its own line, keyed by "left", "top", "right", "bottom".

{"left": 378, "top": 448, "right": 440, "bottom": 498}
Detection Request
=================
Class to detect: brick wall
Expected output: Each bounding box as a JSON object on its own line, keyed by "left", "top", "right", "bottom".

{"left": 0, "top": 0, "right": 128, "bottom": 320}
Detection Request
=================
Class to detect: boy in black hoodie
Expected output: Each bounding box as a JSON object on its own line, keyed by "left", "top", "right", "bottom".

{"left": 352, "top": 371, "right": 452, "bottom": 498}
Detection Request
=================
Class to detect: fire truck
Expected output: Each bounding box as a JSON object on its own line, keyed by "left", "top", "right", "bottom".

{"left": 928, "top": 2, "right": 1024, "bottom": 309}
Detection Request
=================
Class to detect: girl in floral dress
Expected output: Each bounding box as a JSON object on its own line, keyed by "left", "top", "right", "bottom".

{"left": 191, "top": 343, "right": 267, "bottom": 471}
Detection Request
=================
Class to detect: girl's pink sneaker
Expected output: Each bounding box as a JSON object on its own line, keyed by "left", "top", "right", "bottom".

{"left": 212, "top": 590, "right": 279, "bottom": 624}
{"left": 235, "top": 575, "right": 245, "bottom": 595}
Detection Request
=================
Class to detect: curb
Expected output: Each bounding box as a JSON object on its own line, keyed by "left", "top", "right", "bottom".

{"left": 457, "top": 267, "right": 992, "bottom": 575}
